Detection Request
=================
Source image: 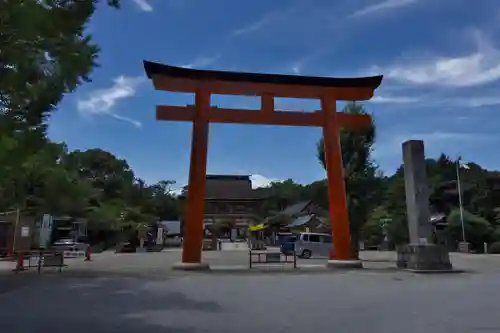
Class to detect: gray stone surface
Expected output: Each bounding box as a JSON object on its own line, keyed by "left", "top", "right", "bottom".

{"left": 2, "top": 267, "right": 500, "bottom": 332}
{"left": 397, "top": 244, "right": 452, "bottom": 271}
{"left": 327, "top": 259, "right": 363, "bottom": 269}
{"left": 401, "top": 140, "right": 452, "bottom": 271}
{"left": 24, "top": 249, "right": 500, "bottom": 276}
{"left": 402, "top": 140, "right": 433, "bottom": 244}
{"left": 172, "top": 262, "right": 211, "bottom": 271}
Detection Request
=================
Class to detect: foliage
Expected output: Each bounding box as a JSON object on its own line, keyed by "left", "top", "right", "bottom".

{"left": 0, "top": 0, "right": 120, "bottom": 135}
{"left": 488, "top": 241, "right": 500, "bottom": 254}
{"left": 361, "top": 208, "right": 386, "bottom": 247}
{"left": 0, "top": 0, "right": 121, "bottom": 219}
{"left": 0, "top": 138, "right": 180, "bottom": 246}
{"left": 447, "top": 209, "right": 491, "bottom": 249}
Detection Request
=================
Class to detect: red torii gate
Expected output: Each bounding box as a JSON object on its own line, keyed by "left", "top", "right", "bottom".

{"left": 143, "top": 61, "right": 383, "bottom": 269}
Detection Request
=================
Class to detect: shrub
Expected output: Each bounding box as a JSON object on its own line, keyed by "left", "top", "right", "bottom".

{"left": 447, "top": 209, "right": 491, "bottom": 249}
{"left": 488, "top": 242, "right": 500, "bottom": 254}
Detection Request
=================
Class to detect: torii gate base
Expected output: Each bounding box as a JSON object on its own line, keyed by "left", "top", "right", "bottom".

{"left": 144, "top": 61, "right": 383, "bottom": 271}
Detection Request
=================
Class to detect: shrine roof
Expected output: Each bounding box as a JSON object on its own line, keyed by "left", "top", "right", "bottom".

{"left": 206, "top": 175, "right": 251, "bottom": 181}
{"left": 143, "top": 61, "right": 383, "bottom": 89}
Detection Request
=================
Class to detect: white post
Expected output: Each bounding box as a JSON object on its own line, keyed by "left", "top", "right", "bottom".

{"left": 456, "top": 158, "right": 466, "bottom": 243}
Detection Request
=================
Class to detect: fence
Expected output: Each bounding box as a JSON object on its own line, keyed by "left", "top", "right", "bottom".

{"left": 13, "top": 250, "right": 66, "bottom": 274}
{"left": 248, "top": 249, "right": 297, "bottom": 269}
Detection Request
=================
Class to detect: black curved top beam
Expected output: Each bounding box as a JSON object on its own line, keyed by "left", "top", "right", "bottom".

{"left": 144, "top": 61, "right": 383, "bottom": 89}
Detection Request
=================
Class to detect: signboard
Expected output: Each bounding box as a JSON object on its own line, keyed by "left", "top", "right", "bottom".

{"left": 21, "top": 226, "right": 30, "bottom": 237}
{"left": 39, "top": 214, "right": 53, "bottom": 249}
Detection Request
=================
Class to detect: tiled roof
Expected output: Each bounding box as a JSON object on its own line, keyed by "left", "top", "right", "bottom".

{"left": 205, "top": 174, "right": 258, "bottom": 199}
{"left": 285, "top": 215, "right": 315, "bottom": 228}
{"left": 280, "top": 201, "right": 312, "bottom": 216}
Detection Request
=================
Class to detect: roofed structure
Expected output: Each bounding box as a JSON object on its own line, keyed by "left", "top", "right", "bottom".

{"left": 278, "top": 200, "right": 326, "bottom": 217}
{"left": 205, "top": 175, "right": 261, "bottom": 200}
{"left": 284, "top": 215, "right": 329, "bottom": 232}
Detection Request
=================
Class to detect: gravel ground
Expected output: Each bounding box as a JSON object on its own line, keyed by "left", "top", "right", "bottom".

{"left": 1, "top": 251, "right": 500, "bottom": 332}
{"left": 1, "top": 266, "right": 500, "bottom": 332}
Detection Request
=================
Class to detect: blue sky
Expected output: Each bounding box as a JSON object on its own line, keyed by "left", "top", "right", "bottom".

{"left": 48, "top": 0, "right": 500, "bottom": 191}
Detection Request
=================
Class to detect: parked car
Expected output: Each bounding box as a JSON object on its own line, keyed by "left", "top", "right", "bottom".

{"left": 279, "top": 234, "right": 297, "bottom": 255}
{"left": 51, "top": 239, "right": 89, "bottom": 257}
{"left": 295, "top": 232, "right": 332, "bottom": 259}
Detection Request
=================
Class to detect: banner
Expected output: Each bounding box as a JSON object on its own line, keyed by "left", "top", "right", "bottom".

{"left": 248, "top": 223, "right": 267, "bottom": 232}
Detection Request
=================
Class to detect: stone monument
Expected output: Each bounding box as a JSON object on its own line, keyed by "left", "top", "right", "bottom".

{"left": 397, "top": 140, "right": 452, "bottom": 271}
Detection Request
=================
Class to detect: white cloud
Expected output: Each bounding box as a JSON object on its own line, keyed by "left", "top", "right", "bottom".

{"left": 181, "top": 55, "right": 220, "bottom": 69}
{"left": 291, "top": 65, "right": 301, "bottom": 74}
{"left": 77, "top": 76, "right": 144, "bottom": 128}
{"left": 374, "top": 131, "right": 494, "bottom": 159}
{"left": 250, "top": 174, "right": 278, "bottom": 189}
{"left": 232, "top": 14, "right": 276, "bottom": 36}
{"left": 446, "top": 96, "right": 500, "bottom": 108}
{"left": 370, "top": 95, "right": 422, "bottom": 104}
{"left": 349, "top": 0, "right": 418, "bottom": 18}
{"left": 366, "top": 92, "right": 500, "bottom": 107}
{"left": 131, "top": 0, "right": 153, "bottom": 12}
{"left": 231, "top": 3, "right": 300, "bottom": 36}
{"left": 372, "top": 33, "right": 500, "bottom": 88}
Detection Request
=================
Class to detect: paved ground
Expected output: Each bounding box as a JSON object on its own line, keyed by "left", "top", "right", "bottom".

{"left": 3, "top": 249, "right": 500, "bottom": 275}
{"left": 63, "top": 249, "right": 500, "bottom": 275}
{"left": 1, "top": 251, "right": 500, "bottom": 332}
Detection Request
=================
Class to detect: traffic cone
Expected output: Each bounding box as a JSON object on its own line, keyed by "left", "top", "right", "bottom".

{"left": 84, "top": 246, "right": 92, "bottom": 261}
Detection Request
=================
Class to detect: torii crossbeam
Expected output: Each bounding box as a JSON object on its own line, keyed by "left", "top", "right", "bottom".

{"left": 144, "top": 60, "right": 383, "bottom": 269}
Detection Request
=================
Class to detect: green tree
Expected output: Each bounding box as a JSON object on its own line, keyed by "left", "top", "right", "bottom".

{"left": 447, "top": 209, "right": 491, "bottom": 250}
{"left": 0, "top": 141, "right": 92, "bottom": 216}
{"left": 0, "top": 0, "right": 121, "bottom": 216}
{"left": 316, "top": 102, "right": 380, "bottom": 257}
{"left": 1, "top": 0, "right": 120, "bottom": 135}
{"left": 62, "top": 148, "right": 135, "bottom": 201}
{"left": 361, "top": 207, "right": 386, "bottom": 247}
{"left": 254, "top": 179, "right": 305, "bottom": 215}
{"left": 145, "top": 180, "right": 181, "bottom": 220}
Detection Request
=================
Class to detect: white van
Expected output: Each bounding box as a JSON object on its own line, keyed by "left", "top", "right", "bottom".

{"left": 295, "top": 232, "right": 332, "bottom": 259}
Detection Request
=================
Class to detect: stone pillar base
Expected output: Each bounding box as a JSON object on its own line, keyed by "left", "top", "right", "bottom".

{"left": 397, "top": 244, "right": 452, "bottom": 271}
{"left": 172, "top": 262, "right": 211, "bottom": 271}
{"left": 326, "top": 259, "right": 363, "bottom": 269}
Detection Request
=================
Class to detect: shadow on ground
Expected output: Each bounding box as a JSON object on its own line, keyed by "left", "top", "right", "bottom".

{"left": 0, "top": 276, "right": 222, "bottom": 333}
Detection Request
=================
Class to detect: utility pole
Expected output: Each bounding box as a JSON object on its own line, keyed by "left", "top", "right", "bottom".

{"left": 456, "top": 156, "right": 468, "bottom": 250}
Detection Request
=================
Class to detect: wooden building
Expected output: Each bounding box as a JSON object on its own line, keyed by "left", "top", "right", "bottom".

{"left": 181, "top": 175, "right": 266, "bottom": 241}
{"left": 261, "top": 200, "right": 330, "bottom": 245}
